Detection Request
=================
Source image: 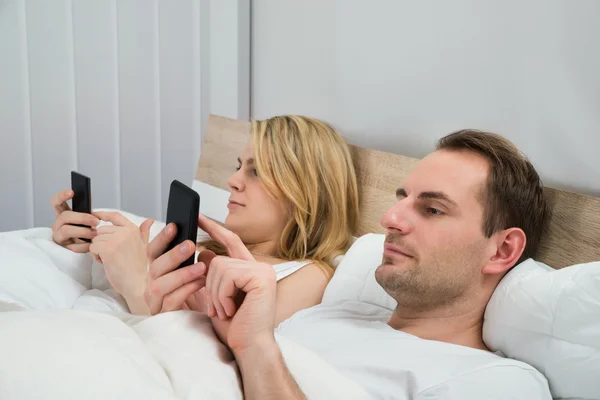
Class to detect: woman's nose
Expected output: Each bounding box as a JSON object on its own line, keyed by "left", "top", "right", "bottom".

{"left": 227, "top": 169, "right": 246, "bottom": 192}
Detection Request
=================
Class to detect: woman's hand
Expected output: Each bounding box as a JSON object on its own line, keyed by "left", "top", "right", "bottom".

{"left": 90, "top": 211, "right": 154, "bottom": 314}
{"left": 50, "top": 190, "right": 99, "bottom": 253}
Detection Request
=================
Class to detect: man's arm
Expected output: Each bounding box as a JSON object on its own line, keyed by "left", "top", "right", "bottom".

{"left": 197, "top": 214, "right": 307, "bottom": 399}
{"left": 234, "top": 337, "right": 306, "bottom": 400}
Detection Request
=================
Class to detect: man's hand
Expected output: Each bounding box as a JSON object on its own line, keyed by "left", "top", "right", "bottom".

{"left": 198, "top": 214, "right": 305, "bottom": 399}
{"left": 90, "top": 211, "right": 154, "bottom": 314}
{"left": 144, "top": 223, "right": 207, "bottom": 315}
{"left": 197, "top": 214, "right": 276, "bottom": 354}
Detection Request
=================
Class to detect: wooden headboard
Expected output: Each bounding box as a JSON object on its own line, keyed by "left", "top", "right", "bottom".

{"left": 196, "top": 115, "right": 600, "bottom": 269}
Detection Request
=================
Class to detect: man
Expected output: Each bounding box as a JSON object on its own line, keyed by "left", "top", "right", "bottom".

{"left": 147, "top": 129, "right": 553, "bottom": 399}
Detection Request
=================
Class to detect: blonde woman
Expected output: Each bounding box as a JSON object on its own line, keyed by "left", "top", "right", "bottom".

{"left": 50, "top": 115, "right": 359, "bottom": 324}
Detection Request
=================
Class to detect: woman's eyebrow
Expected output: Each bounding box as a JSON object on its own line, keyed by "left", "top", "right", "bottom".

{"left": 237, "top": 157, "right": 255, "bottom": 165}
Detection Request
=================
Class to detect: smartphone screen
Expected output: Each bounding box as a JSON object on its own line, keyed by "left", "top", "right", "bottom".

{"left": 71, "top": 171, "right": 91, "bottom": 214}
{"left": 165, "top": 180, "right": 200, "bottom": 269}
{"left": 70, "top": 171, "right": 92, "bottom": 243}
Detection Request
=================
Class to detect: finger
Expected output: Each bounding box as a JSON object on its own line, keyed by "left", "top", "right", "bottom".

{"left": 92, "top": 211, "right": 132, "bottom": 227}
{"left": 140, "top": 219, "right": 154, "bottom": 244}
{"left": 53, "top": 211, "right": 99, "bottom": 233}
{"left": 51, "top": 190, "right": 73, "bottom": 216}
{"left": 150, "top": 262, "right": 206, "bottom": 301}
{"left": 54, "top": 225, "right": 97, "bottom": 244}
{"left": 210, "top": 259, "right": 227, "bottom": 320}
{"left": 148, "top": 262, "right": 206, "bottom": 315}
{"left": 205, "top": 255, "right": 219, "bottom": 317}
{"left": 65, "top": 242, "right": 91, "bottom": 253}
{"left": 197, "top": 249, "right": 217, "bottom": 266}
{"left": 202, "top": 289, "right": 217, "bottom": 318}
{"left": 160, "top": 279, "right": 206, "bottom": 313}
{"left": 217, "top": 271, "right": 238, "bottom": 317}
{"left": 197, "top": 214, "right": 254, "bottom": 261}
{"left": 147, "top": 223, "right": 177, "bottom": 262}
{"left": 89, "top": 242, "right": 105, "bottom": 264}
{"left": 149, "top": 240, "right": 196, "bottom": 279}
{"left": 96, "top": 225, "right": 119, "bottom": 235}
{"left": 91, "top": 233, "right": 113, "bottom": 243}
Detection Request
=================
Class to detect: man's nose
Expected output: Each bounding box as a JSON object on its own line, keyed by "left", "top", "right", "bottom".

{"left": 380, "top": 199, "right": 413, "bottom": 234}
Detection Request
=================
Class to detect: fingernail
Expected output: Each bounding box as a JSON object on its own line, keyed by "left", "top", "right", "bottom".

{"left": 91, "top": 230, "right": 98, "bottom": 237}
{"left": 217, "top": 309, "right": 223, "bottom": 320}
{"left": 166, "top": 224, "right": 174, "bottom": 235}
{"left": 206, "top": 303, "right": 211, "bottom": 314}
{"left": 180, "top": 242, "right": 189, "bottom": 253}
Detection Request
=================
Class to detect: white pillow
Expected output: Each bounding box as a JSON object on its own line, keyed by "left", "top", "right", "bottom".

{"left": 322, "top": 233, "right": 396, "bottom": 311}
{"left": 323, "top": 233, "right": 600, "bottom": 400}
{"left": 483, "top": 259, "right": 600, "bottom": 400}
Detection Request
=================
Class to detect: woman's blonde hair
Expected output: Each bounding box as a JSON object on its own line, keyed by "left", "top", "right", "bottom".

{"left": 202, "top": 115, "right": 359, "bottom": 275}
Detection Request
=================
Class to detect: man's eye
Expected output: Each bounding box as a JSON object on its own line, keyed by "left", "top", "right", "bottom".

{"left": 426, "top": 207, "right": 443, "bottom": 216}
{"left": 235, "top": 165, "right": 241, "bottom": 171}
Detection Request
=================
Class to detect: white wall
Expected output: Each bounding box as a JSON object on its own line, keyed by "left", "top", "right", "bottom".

{"left": 251, "top": 0, "right": 600, "bottom": 197}
{"left": 0, "top": 0, "right": 249, "bottom": 232}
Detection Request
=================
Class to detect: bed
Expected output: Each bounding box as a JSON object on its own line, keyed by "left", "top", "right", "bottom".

{"left": 0, "top": 114, "right": 598, "bottom": 399}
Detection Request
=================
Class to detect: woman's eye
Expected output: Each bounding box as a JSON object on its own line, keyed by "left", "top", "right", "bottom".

{"left": 235, "top": 165, "right": 241, "bottom": 171}
{"left": 251, "top": 169, "right": 258, "bottom": 176}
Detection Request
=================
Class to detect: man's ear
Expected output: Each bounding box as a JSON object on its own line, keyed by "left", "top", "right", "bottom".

{"left": 482, "top": 228, "right": 527, "bottom": 275}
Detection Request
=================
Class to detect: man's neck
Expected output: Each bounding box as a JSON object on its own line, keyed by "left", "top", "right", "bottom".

{"left": 387, "top": 299, "right": 489, "bottom": 351}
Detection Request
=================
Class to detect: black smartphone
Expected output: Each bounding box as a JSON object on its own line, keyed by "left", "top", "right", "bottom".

{"left": 165, "top": 180, "right": 200, "bottom": 269}
{"left": 71, "top": 171, "right": 92, "bottom": 243}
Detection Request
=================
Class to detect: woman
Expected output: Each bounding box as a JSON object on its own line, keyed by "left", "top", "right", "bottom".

{"left": 50, "top": 115, "right": 359, "bottom": 324}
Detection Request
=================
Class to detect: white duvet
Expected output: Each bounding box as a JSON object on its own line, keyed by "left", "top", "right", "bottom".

{"left": 0, "top": 217, "right": 370, "bottom": 400}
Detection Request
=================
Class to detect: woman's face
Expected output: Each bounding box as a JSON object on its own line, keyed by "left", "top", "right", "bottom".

{"left": 224, "top": 140, "right": 289, "bottom": 247}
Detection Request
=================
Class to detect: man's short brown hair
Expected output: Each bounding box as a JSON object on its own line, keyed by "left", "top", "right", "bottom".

{"left": 437, "top": 129, "right": 550, "bottom": 264}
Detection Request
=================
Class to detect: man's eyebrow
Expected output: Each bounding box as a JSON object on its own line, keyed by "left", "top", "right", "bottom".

{"left": 395, "top": 188, "right": 458, "bottom": 207}
{"left": 419, "top": 191, "right": 458, "bottom": 206}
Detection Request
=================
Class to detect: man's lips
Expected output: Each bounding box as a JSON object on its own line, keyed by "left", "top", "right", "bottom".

{"left": 383, "top": 243, "right": 413, "bottom": 258}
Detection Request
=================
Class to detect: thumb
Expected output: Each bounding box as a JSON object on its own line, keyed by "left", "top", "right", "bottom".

{"left": 140, "top": 219, "right": 155, "bottom": 244}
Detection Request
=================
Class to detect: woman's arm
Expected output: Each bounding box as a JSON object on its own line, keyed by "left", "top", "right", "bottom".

{"left": 274, "top": 264, "right": 330, "bottom": 326}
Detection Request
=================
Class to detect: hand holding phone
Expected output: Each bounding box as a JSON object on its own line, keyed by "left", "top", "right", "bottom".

{"left": 165, "top": 180, "right": 200, "bottom": 269}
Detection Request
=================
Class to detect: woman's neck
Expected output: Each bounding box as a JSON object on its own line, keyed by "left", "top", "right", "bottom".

{"left": 247, "top": 240, "right": 284, "bottom": 264}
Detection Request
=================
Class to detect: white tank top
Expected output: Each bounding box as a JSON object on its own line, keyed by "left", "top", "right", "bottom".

{"left": 273, "top": 260, "right": 313, "bottom": 281}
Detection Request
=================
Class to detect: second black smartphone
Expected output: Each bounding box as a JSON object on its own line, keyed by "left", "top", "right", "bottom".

{"left": 165, "top": 180, "right": 200, "bottom": 269}
{"left": 71, "top": 171, "right": 92, "bottom": 243}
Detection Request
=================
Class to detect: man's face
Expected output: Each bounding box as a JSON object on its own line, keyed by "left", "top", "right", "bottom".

{"left": 375, "top": 149, "right": 493, "bottom": 311}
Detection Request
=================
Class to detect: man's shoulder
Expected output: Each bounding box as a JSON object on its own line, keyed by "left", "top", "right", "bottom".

{"left": 417, "top": 357, "right": 552, "bottom": 400}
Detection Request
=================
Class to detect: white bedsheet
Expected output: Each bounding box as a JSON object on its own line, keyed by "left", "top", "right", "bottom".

{"left": 0, "top": 223, "right": 370, "bottom": 400}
